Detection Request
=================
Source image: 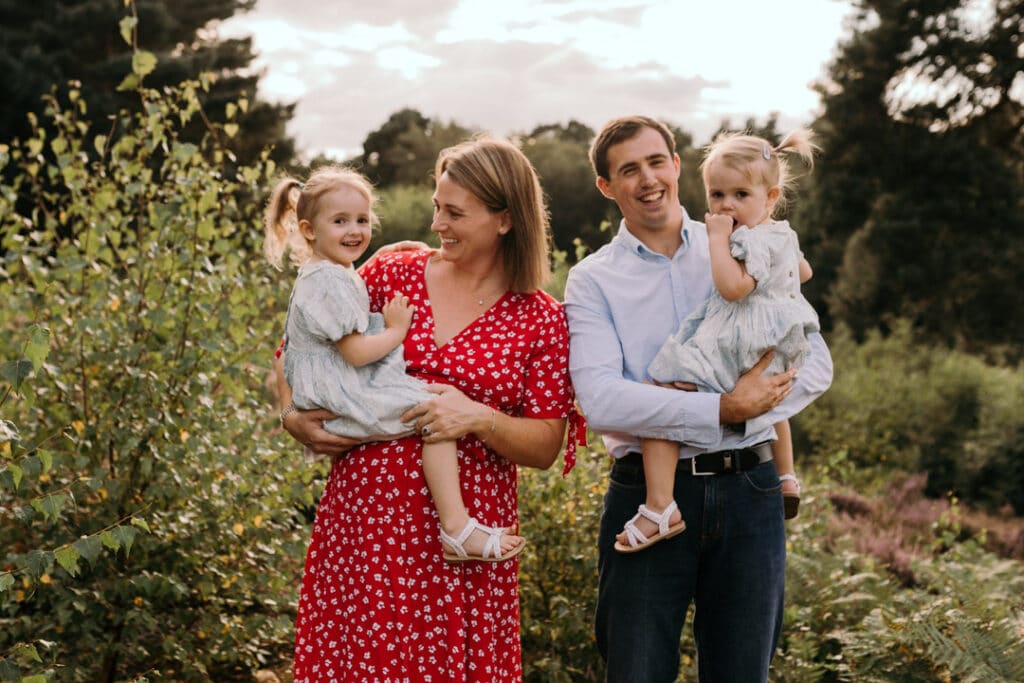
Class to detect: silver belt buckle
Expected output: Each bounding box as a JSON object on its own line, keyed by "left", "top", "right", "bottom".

{"left": 691, "top": 456, "right": 715, "bottom": 476}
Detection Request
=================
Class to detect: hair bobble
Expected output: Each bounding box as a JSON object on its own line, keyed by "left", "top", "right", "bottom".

{"left": 762, "top": 143, "right": 772, "bottom": 161}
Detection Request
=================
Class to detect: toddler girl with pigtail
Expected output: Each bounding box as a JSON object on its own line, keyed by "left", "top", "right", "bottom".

{"left": 266, "top": 166, "right": 525, "bottom": 563}
{"left": 615, "top": 130, "right": 821, "bottom": 553}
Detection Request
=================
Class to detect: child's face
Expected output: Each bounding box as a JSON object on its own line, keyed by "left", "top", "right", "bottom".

{"left": 299, "top": 185, "right": 373, "bottom": 267}
{"left": 703, "top": 160, "right": 779, "bottom": 230}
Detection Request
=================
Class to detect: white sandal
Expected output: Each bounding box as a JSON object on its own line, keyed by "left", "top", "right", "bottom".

{"left": 440, "top": 517, "right": 525, "bottom": 563}
{"left": 613, "top": 501, "right": 687, "bottom": 553}
{"left": 779, "top": 473, "right": 801, "bottom": 519}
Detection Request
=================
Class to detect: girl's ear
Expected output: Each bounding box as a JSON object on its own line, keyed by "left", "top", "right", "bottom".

{"left": 766, "top": 186, "right": 781, "bottom": 209}
{"left": 298, "top": 218, "right": 316, "bottom": 242}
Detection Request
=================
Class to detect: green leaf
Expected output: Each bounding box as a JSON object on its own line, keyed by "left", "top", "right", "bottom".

{"left": 94, "top": 134, "right": 107, "bottom": 156}
{"left": 132, "top": 50, "right": 157, "bottom": 78}
{"left": 119, "top": 15, "right": 136, "bottom": 45}
{"left": 31, "top": 493, "right": 66, "bottom": 522}
{"left": 73, "top": 535, "right": 103, "bottom": 566}
{"left": 26, "top": 550, "right": 52, "bottom": 578}
{"left": 37, "top": 449, "right": 52, "bottom": 473}
{"left": 100, "top": 530, "right": 119, "bottom": 551}
{"left": 223, "top": 123, "right": 239, "bottom": 138}
{"left": 54, "top": 546, "right": 81, "bottom": 577}
{"left": 26, "top": 325, "right": 50, "bottom": 370}
{"left": 117, "top": 73, "right": 139, "bottom": 92}
{"left": 1, "top": 359, "right": 32, "bottom": 388}
{"left": 0, "top": 573, "right": 14, "bottom": 593}
{"left": 5, "top": 464, "right": 23, "bottom": 489}
{"left": 22, "top": 675, "right": 49, "bottom": 683}
{"left": 111, "top": 525, "right": 139, "bottom": 557}
{"left": 131, "top": 517, "right": 151, "bottom": 533}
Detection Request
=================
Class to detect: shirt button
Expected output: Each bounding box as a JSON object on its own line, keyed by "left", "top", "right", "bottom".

{"left": 790, "top": 293, "right": 796, "bottom": 298}
{"left": 788, "top": 271, "right": 793, "bottom": 277}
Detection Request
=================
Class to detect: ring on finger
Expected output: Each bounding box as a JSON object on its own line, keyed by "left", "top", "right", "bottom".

{"left": 421, "top": 425, "right": 432, "bottom": 437}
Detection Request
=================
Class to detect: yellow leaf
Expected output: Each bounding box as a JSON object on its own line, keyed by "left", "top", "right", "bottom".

{"left": 232, "top": 523, "right": 244, "bottom": 535}
{"left": 39, "top": 573, "right": 52, "bottom": 585}
{"left": 134, "top": 596, "right": 144, "bottom": 606}
{"left": 180, "top": 430, "right": 189, "bottom": 443}
{"left": 1, "top": 441, "right": 9, "bottom": 456}
{"left": 109, "top": 297, "right": 121, "bottom": 312}
{"left": 253, "top": 515, "right": 263, "bottom": 528}
{"left": 72, "top": 420, "right": 85, "bottom": 435}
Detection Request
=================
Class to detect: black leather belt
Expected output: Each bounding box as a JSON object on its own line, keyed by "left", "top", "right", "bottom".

{"left": 688, "top": 442, "right": 773, "bottom": 476}
{"left": 620, "top": 442, "right": 773, "bottom": 476}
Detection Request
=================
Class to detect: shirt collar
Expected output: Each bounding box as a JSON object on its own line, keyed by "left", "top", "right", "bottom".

{"left": 614, "top": 206, "right": 692, "bottom": 257}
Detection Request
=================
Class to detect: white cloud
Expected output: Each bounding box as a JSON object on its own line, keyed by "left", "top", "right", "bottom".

{"left": 220, "top": 0, "right": 854, "bottom": 159}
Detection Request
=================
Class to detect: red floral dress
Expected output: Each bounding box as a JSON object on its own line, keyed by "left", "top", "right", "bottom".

{"left": 292, "top": 250, "right": 579, "bottom": 682}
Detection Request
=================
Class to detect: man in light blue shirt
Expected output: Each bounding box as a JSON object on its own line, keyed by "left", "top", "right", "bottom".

{"left": 564, "top": 116, "right": 833, "bottom": 682}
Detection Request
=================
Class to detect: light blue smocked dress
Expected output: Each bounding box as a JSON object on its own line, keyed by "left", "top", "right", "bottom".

{"left": 283, "top": 260, "right": 431, "bottom": 440}
{"left": 648, "top": 220, "right": 820, "bottom": 392}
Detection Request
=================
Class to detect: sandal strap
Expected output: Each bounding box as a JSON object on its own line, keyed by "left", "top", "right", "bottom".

{"left": 778, "top": 474, "right": 801, "bottom": 491}
{"left": 439, "top": 517, "right": 510, "bottom": 560}
{"left": 638, "top": 501, "right": 679, "bottom": 535}
{"left": 621, "top": 515, "right": 650, "bottom": 548}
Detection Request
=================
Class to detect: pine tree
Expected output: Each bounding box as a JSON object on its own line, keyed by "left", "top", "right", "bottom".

{"left": 0, "top": 0, "right": 294, "bottom": 165}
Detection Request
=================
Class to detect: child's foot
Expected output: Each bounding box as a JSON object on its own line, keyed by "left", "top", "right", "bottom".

{"left": 614, "top": 501, "right": 686, "bottom": 553}
{"left": 440, "top": 517, "right": 525, "bottom": 563}
{"left": 780, "top": 474, "right": 801, "bottom": 519}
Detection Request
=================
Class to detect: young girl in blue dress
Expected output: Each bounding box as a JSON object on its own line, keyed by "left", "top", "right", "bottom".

{"left": 265, "top": 166, "right": 525, "bottom": 563}
{"left": 615, "top": 130, "right": 820, "bottom": 552}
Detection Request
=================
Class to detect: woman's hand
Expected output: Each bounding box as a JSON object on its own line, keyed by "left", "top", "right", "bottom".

{"left": 401, "top": 384, "right": 488, "bottom": 443}
{"left": 283, "top": 407, "right": 362, "bottom": 457}
{"left": 365, "top": 240, "right": 433, "bottom": 265}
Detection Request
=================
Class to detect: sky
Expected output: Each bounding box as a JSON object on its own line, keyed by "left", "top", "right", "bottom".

{"left": 220, "top": 0, "right": 856, "bottom": 161}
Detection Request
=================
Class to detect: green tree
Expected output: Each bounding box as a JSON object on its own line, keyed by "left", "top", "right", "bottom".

{"left": 797, "top": 0, "right": 1024, "bottom": 352}
{"left": 356, "top": 108, "right": 474, "bottom": 187}
{"left": 0, "top": 0, "right": 295, "bottom": 166}
{"left": 520, "top": 121, "right": 611, "bottom": 254}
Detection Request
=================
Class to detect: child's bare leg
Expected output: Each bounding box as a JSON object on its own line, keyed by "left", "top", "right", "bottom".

{"left": 421, "top": 441, "right": 523, "bottom": 557}
{"left": 615, "top": 438, "right": 683, "bottom": 546}
{"left": 773, "top": 419, "right": 801, "bottom": 518}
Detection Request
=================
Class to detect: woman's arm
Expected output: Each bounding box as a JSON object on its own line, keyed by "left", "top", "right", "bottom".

{"left": 402, "top": 385, "right": 566, "bottom": 470}
{"left": 274, "top": 353, "right": 362, "bottom": 457}
{"left": 706, "top": 213, "right": 755, "bottom": 301}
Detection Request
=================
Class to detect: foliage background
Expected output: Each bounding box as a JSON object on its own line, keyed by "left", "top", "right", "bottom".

{"left": 2, "top": 0, "right": 1023, "bottom": 681}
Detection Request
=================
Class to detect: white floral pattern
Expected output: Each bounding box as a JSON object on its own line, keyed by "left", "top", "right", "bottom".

{"left": 293, "top": 250, "right": 575, "bottom": 682}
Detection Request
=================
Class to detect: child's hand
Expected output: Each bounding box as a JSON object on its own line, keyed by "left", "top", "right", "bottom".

{"left": 705, "top": 212, "right": 736, "bottom": 239}
{"left": 382, "top": 293, "right": 415, "bottom": 332}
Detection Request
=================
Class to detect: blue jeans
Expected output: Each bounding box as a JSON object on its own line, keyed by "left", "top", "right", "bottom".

{"left": 595, "top": 453, "right": 786, "bottom": 683}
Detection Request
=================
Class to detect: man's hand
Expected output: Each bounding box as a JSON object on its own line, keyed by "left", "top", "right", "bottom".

{"left": 283, "top": 407, "right": 361, "bottom": 458}
{"left": 719, "top": 351, "right": 795, "bottom": 425}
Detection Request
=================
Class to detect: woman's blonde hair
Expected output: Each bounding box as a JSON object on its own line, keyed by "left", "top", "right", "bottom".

{"left": 701, "top": 128, "right": 819, "bottom": 217}
{"left": 263, "top": 165, "right": 379, "bottom": 269}
{"left": 435, "top": 136, "right": 551, "bottom": 293}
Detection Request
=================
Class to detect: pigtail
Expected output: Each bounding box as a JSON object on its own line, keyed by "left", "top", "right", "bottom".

{"left": 774, "top": 129, "right": 819, "bottom": 170}
{"left": 263, "top": 177, "right": 305, "bottom": 269}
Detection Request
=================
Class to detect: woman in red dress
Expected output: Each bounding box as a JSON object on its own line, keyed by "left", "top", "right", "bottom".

{"left": 279, "top": 137, "right": 579, "bottom": 682}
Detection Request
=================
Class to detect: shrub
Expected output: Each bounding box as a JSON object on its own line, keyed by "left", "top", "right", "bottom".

{"left": 800, "top": 321, "right": 1024, "bottom": 512}
{"left": 0, "top": 71, "right": 309, "bottom": 679}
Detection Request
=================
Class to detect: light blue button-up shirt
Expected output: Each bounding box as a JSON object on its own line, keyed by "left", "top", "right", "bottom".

{"left": 563, "top": 208, "right": 833, "bottom": 459}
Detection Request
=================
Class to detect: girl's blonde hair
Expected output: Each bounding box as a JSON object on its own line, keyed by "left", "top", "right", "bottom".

{"left": 701, "top": 128, "right": 819, "bottom": 217}
{"left": 263, "top": 165, "right": 379, "bottom": 269}
{"left": 435, "top": 136, "right": 551, "bottom": 293}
